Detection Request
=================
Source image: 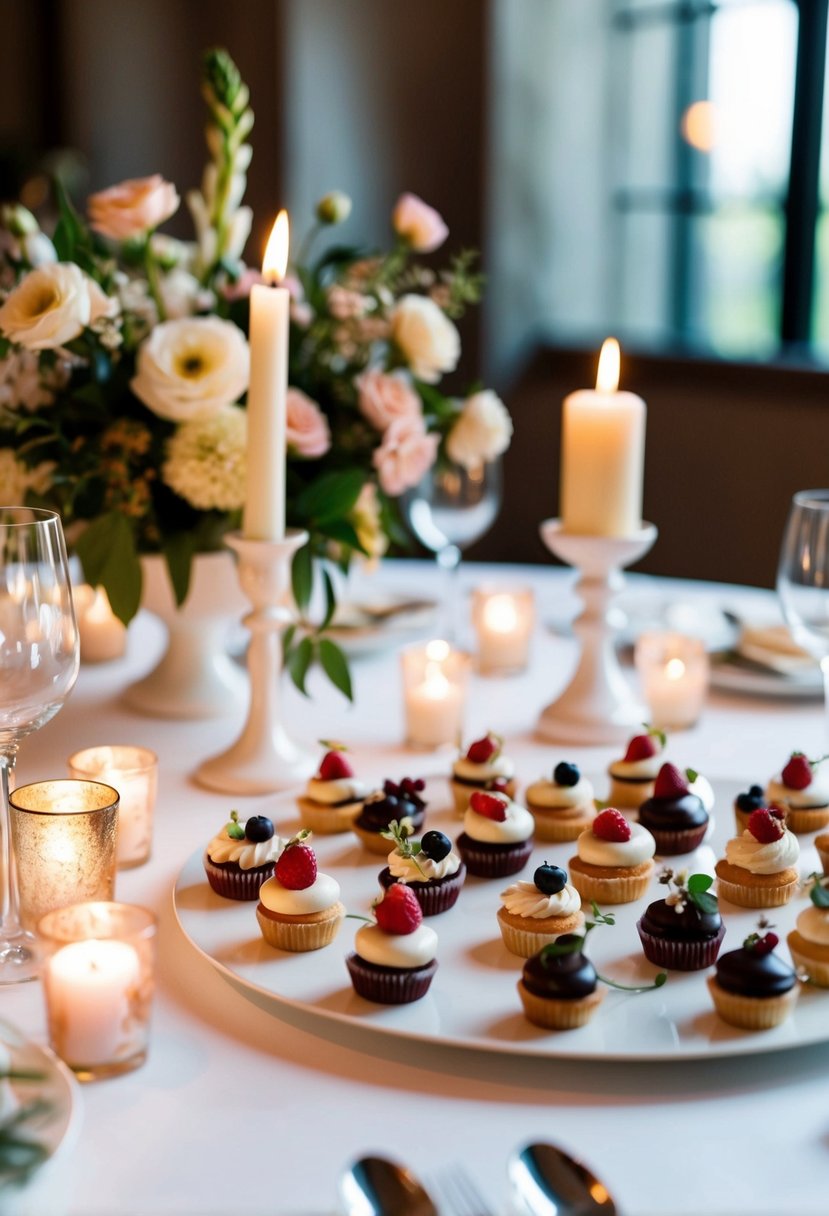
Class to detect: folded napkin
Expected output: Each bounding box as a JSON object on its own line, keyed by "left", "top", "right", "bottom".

{"left": 737, "top": 623, "right": 817, "bottom": 675}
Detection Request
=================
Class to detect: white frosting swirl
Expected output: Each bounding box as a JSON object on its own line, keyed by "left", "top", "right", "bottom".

{"left": 525, "top": 776, "right": 594, "bottom": 809}
{"left": 206, "top": 826, "right": 284, "bottom": 870}
{"left": 500, "top": 880, "right": 581, "bottom": 919}
{"left": 576, "top": 822, "right": 656, "bottom": 868}
{"left": 796, "top": 905, "right": 829, "bottom": 946}
{"left": 767, "top": 769, "right": 829, "bottom": 808}
{"left": 305, "top": 776, "right": 368, "bottom": 804}
{"left": 387, "top": 849, "right": 461, "bottom": 882}
{"left": 258, "top": 872, "right": 341, "bottom": 915}
{"left": 463, "top": 797, "right": 534, "bottom": 843}
{"left": 354, "top": 922, "right": 438, "bottom": 968}
{"left": 725, "top": 827, "right": 800, "bottom": 874}
{"left": 453, "top": 754, "right": 515, "bottom": 782}
{"left": 608, "top": 754, "right": 661, "bottom": 780}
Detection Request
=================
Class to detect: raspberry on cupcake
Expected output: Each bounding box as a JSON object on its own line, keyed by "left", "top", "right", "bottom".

{"left": 378, "top": 821, "right": 466, "bottom": 916}
{"left": 707, "top": 922, "right": 799, "bottom": 1030}
{"left": 296, "top": 742, "right": 368, "bottom": 834}
{"left": 525, "top": 761, "right": 596, "bottom": 842}
{"left": 497, "top": 862, "right": 585, "bottom": 958}
{"left": 787, "top": 874, "right": 829, "bottom": 987}
{"left": 606, "top": 727, "right": 666, "bottom": 811}
{"left": 636, "top": 868, "right": 725, "bottom": 971}
{"left": 765, "top": 751, "right": 829, "bottom": 834}
{"left": 715, "top": 807, "right": 800, "bottom": 908}
{"left": 637, "top": 764, "right": 709, "bottom": 855}
{"left": 455, "top": 790, "right": 535, "bottom": 878}
{"left": 203, "top": 810, "right": 284, "bottom": 901}
{"left": 450, "top": 732, "right": 516, "bottom": 814}
{"left": 734, "top": 784, "right": 765, "bottom": 834}
{"left": 352, "top": 777, "right": 427, "bottom": 854}
{"left": 256, "top": 832, "right": 345, "bottom": 952}
{"left": 568, "top": 808, "right": 656, "bottom": 905}
{"left": 346, "top": 884, "right": 438, "bottom": 1004}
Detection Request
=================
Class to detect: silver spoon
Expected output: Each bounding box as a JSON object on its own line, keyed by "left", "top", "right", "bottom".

{"left": 509, "top": 1142, "right": 617, "bottom": 1216}
{"left": 340, "top": 1154, "right": 438, "bottom": 1216}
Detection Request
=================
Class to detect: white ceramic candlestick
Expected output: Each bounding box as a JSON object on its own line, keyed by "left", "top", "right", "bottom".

{"left": 536, "top": 518, "right": 657, "bottom": 745}
{"left": 195, "top": 529, "right": 314, "bottom": 793}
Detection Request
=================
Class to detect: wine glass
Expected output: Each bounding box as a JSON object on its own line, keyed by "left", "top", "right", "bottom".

{"left": 401, "top": 455, "right": 502, "bottom": 641}
{"left": 0, "top": 507, "right": 79, "bottom": 983}
{"left": 777, "top": 489, "right": 829, "bottom": 745}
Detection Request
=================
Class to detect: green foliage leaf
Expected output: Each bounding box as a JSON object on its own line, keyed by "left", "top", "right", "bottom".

{"left": 281, "top": 623, "right": 297, "bottom": 663}
{"left": 810, "top": 876, "right": 829, "bottom": 908}
{"left": 319, "top": 566, "right": 337, "bottom": 633}
{"left": 687, "top": 873, "right": 713, "bottom": 894}
{"left": 286, "top": 636, "right": 314, "bottom": 696}
{"left": 294, "top": 469, "right": 365, "bottom": 525}
{"left": 318, "top": 637, "right": 353, "bottom": 702}
{"left": 689, "top": 891, "right": 719, "bottom": 915}
{"left": 291, "top": 541, "right": 313, "bottom": 614}
{"left": 161, "top": 533, "right": 197, "bottom": 606}
{"left": 74, "top": 513, "right": 141, "bottom": 624}
{"left": 318, "top": 519, "right": 366, "bottom": 554}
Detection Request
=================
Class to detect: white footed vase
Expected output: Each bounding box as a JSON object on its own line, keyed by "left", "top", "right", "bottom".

{"left": 124, "top": 551, "right": 248, "bottom": 720}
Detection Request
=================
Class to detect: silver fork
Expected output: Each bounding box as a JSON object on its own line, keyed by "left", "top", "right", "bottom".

{"left": 426, "top": 1166, "right": 495, "bottom": 1216}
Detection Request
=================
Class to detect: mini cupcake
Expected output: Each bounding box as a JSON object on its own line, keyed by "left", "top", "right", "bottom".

{"left": 450, "top": 732, "right": 516, "bottom": 814}
{"left": 787, "top": 875, "right": 829, "bottom": 987}
{"left": 517, "top": 934, "right": 605, "bottom": 1030}
{"left": 606, "top": 727, "right": 666, "bottom": 811}
{"left": 636, "top": 868, "right": 725, "bottom": 971}
{"left": 352, "top": 778, "right": 427, "bottom": 855}
{"left": 346, "top": 884, "right": 438, "bottom": 1004}
{"left": 455, "top": 790, "right": 535, "bottom": 878}
{"left": 766, "top": 751, "right": 829, "bottom": 834}
{"left": 203, "top": 811, "right": 284, "bottom": 901}
{"left": 497, "top": 862, "right": 585, "bottom": 958}
{"left": 296, "top": 742, "right": 368, "bottom": 834}
{"left": 378, "top": 822, "right": 466, "bottom": 916}
{"left": 734, "top": 784, "right": 765, "bottom": 834}
{"left": 256, "top": 832, "right": 345, "bottom": 951}
{"left": 637, "top": 764, "right": 709, "bottom": 855}
{"left": 525, "top": 761, "right": 596, "bottom": 842}
{"left": 816, "top": 834, "right": 829, "bottom": 876}
{"left": 707, "top": 924, "right": 799, "bottom": 1030}
{"left": 568, "top": 809, "right": 656, "bottom": 905}
{"left": 715, "top": 807, "right": 800, "bottom": 908}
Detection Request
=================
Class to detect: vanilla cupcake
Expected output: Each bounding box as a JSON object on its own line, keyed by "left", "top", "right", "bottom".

{"left": 497, "top": 863, "right": 584, "bottom": 957}
{"left": 296, "top": 743, "right": 368, "bottom": 834}
{"left": 606, "top": 728, "right": 666, "bottom": 811}
{"left": 203, "top": 811, "right": 284, "bottom": 901}
{"left": 256, "top": 833, "right": 345, "bottom": 951}
{"left": 816, "top": 834, "right": 829, "bottom": 876}
{"left": 715, "top": 808, "right": 800, "bottom": 909}
{"left": 455, "top": 790, "right": 534, "bottom": 878}
{"left": 766, "top": 751, "right": 829, "bottom": 834}
{"left": 450, "top": 732, "right": 516, "bottom": 814}
{"left": 568, "top": 809, "right": 656, "bottom": 905}
{"left": 525, "top": 761, "right": 596, "bottom": 842}
{"left": 787, "top": 877, "right": 829, "bottom": 986}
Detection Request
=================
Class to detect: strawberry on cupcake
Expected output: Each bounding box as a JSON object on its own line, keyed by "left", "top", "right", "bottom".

{"left": 296, "top": 742, "right": 368, "bottom": 834}
{"left": 606, "top": 727, "right": 666, "bottom": 811}
{"left": 765, "top": 751, "right": 829, "bottom": 834}
{"left": 256, "top": 831, "right": 345, "bottom": 951}
{"left": 346, "top": 884, "right": 438, "bottom": 1004}
{"left": 637, "top": 763, "right": 710, "bottom": 855}
{"left": 715, "top": 807, "right": 800, "bottom": 909}
{"left": 450, "top": 732, "right": 516, "bottom": 814}
{"left": 568, "top": 808, "right": 656, "bottom": 905}
{"left": 455, "top": 789, "right": 535, "bottom": 878}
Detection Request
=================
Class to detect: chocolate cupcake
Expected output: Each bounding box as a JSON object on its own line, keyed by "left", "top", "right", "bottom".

{"left": 203, "top": 811, "right": 284, "bottom": 900}
{"left": 346, "top": 885, "right": 438, "bottom": 1004}
{"left": 455, "top": 790, "right": 534, "bottom": 878}
{"left": 353, "top": 777, "right": 427, "bottom": 855}
{"left": 707, "top": 924, "right": 799, "bottom": 1030}
{"left": 378, "top": 824, "right": 466, "bottom": 916}
{"left": 637, "top": 764, "right": 709, "bottom": 855}
{"left": 637, "top": 869, "right": 725, "bottom": 970}
{"left": 517, "top": 935, "right": 605, "bottom": 1030}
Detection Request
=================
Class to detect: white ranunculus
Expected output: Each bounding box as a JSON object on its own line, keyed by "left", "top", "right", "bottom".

{"left": 131, "top": 316, "right": 249, "bottom": 422}
{"left": 390, "top": 294, "right": 460, "bottom": 384}
{"left": 0, "top": 263, "right": 115, "bottom": 350}
{"left": 446, "top": 390, "right": 513, "bottom": 469}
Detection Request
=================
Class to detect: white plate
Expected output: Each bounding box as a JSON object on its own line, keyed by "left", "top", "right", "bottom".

{"left": 326, "top": 595, "right": 439, "bottom": 658}
{"left": 709, "top": 657, "right": 823, "bottom": 700}
{"left": 172, "top": 779, "right": 828, "bottom": 1063}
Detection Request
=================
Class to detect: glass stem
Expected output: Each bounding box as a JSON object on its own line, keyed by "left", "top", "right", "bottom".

{"left": 0, "top": 750, "right": 20, "bottom": 935}
{"left": 437, "top": 544, "right": 462, "bottom": 643}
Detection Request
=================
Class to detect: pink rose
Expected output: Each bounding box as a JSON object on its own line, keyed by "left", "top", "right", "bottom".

{"left": 392, "top": 193, "right": 448, "bottom": 253}
{"left": 286, "top": 388, "right": 330, "bottom": 458}
{"left": 88, "top": 175, "right": 180, "bottom": 240}
{"left": 356, "top": 369, "right": 422, "bottom": 433}
{"left": 372, "top": 416, "right": 439, "bottom": 496}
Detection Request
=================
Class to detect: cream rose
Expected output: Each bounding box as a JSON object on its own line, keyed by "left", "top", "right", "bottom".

{"left": 88, "top": 175, "right": 180, "bottom": 240}
{"left": 446, "top": 390, "right": 513, "bottom": 469}
{"left": 286, "top": 388, "right": 330, "bottom": 458}
{"left": 0, "top": 263, "right": 114, "bottom": 350}
{"left": 131, "top": 316, "right": 249, "bottom": 422}
{"left": 372, "top": 416, "right": 439, "bottom": 496}
{"left": 392, "top": 193, "right": 448, "bottom": 253}
{"left": 356, "top": 369, "right": 422, "bottom": 432}
{"left": 390, "top": 294, "right": 460, "bottom": 384}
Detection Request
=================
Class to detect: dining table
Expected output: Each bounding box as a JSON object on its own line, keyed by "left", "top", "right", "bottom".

{"left": 5, "top": 556, "right": 828, "bottom": 1216}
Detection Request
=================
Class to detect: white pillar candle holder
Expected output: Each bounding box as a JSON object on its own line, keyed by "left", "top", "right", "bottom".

{"left": 195, "top": 529, "right": 314, "bottom": 793}
{"left": 536, "top": 518, "right": 657, "bottom": 745}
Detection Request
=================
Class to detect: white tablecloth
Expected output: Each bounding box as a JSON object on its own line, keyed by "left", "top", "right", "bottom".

{"left": 5, "top": 560, "right": 827, "bottom": 1216}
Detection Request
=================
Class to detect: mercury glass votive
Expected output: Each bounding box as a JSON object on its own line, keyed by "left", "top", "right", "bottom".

{"left": 38, "top": 901, "right": 156, "bottom": 1081}
{"left": 634, "top": 630, "right": 710, "bottom": 730}
{"left": 471, "top": 585, "right": 535, "bottom": 675}
{"left": 401, "top": 639, "right": 471, "bottom": 749}
{"left": 67, "top": 745, "right": 158, "bottom": 869}
{"left": 9, "top": 780, "right": 119, "bottom": 931}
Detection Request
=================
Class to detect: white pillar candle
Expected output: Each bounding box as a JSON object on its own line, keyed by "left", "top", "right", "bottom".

{"left": 74, "top": 585, "right": 127, "bottom": 663}
{"left": 243, "top": 211, "right": 290, "bottom": 541}
{"left": 560, "top": 338, "right": 646, "bottom": 536}
{"left": 45, "top": 938, "right": 141, "bottom": 1068}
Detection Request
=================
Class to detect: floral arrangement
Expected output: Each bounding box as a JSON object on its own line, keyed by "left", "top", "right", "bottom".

{"left": 0, "top": 49, "right": 511, "bottom": 696}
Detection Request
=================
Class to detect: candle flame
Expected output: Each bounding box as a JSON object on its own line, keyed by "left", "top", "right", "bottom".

{"left": 262, "top": 210, "right": 289, "bottom": 284}
{"left": 665, "top": 658, "right": 686, "bottom": 681}
{"left": 596, "top": 337, "right": 620, "bottom": 394}
{"left": 483, "top": 594, "right": 519, "bottom": 634}
{"left": 425, "top": 639, "right": 450, "bottom": 662}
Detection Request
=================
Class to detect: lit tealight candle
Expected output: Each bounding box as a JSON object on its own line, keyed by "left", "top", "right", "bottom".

{"left": 44, "top": 938, "right": 141, "bottom": 1070}
{"left": 74, "top": 584, "right": 127, "bottom": 663}
{"left": 472, "top": 586, "right": 535, "bottom": 674}
{"left": 68, "top": 746, "right": 158, "bottom": 869}
{"left": 401, "top": 640, "right": 470, "bottom": 748}
{"left": 634, "top": 631, "right": 710, "bottom": 730}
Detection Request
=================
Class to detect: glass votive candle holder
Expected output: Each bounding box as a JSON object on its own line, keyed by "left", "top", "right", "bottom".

{"left": 401, "top": 639, "right": 471, "bottom": 749}
{"left": 471, "top": 585, "right": 535, "bottom": 675}
{"left": 634, "top": 630, "right": 710, "bottom": 730}
{"left": 73, "top": 584, "right": 127, "bottom": 663}
{"left": 9, "top": 780, "right": 119, "bottom": 931}
{"left": 38, "top": 901, "right": 157, "bottom": 1081}
{"left": 67, "top": 745, "right": 158, "bottom": 869}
